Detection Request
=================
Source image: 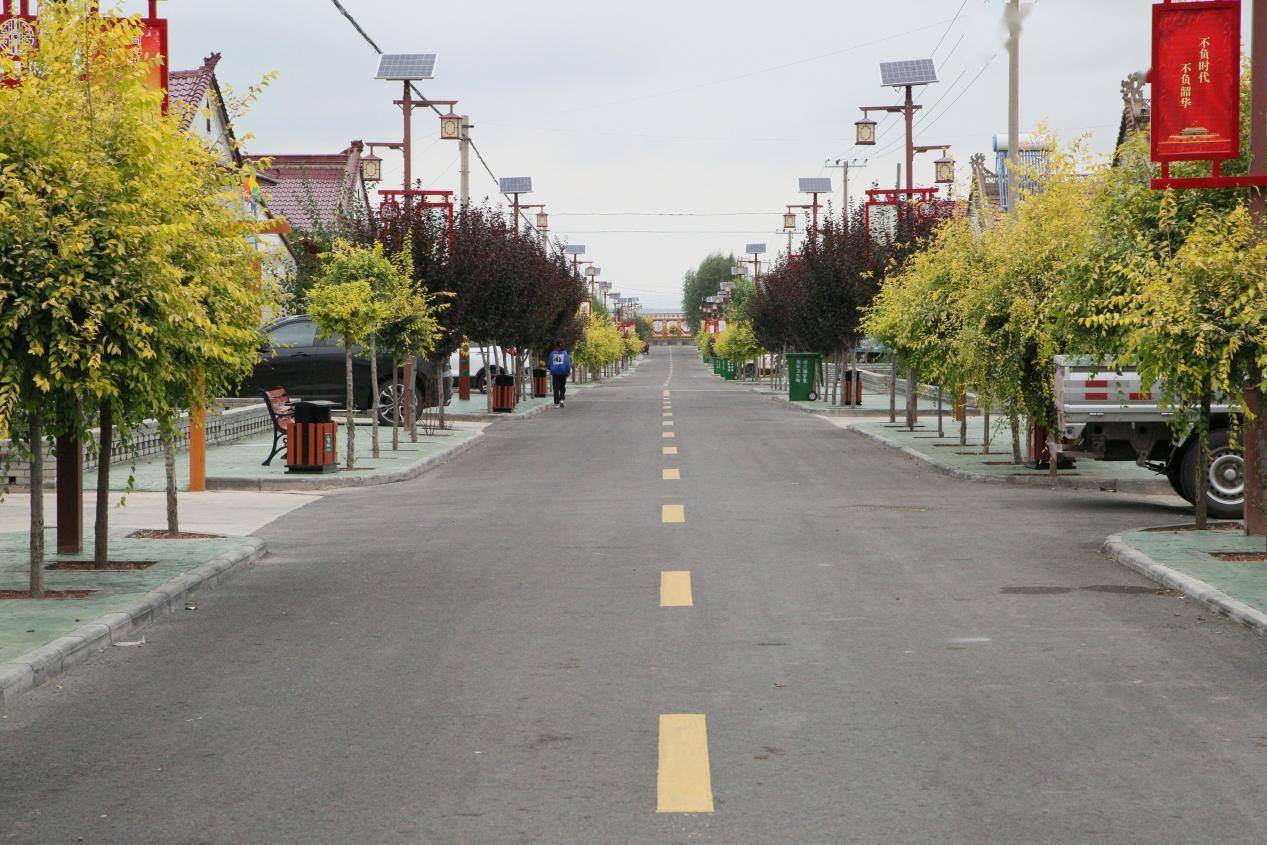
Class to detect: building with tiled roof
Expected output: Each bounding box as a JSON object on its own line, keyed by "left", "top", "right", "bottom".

{"left": 167, "top": 53, "right": 298, "bottom": 288}
{"left": 249, "top": 142, "right": 374, "bottom": 236}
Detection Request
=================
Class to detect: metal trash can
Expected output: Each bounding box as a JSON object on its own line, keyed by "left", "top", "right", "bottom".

{"left": 287, "top": 401, "right": 337, "bottom": 473}
{"left": 787, "top": 353, "right": 822, "bottom": 402}
{"left": 492, "top": 373, "right": 516, "bottom": 413}
{"left": 532, "top": 368, "right": 549, "bottom": 398}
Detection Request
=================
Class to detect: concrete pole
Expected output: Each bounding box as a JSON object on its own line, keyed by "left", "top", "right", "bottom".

{"left": 1006, "top": 0, "right": 1021, "bottom": 213}
{"left": 459, "top": 116, "right": 471, "bottom": 209}
{"left": 842, "top": 163, "right": 851, "bottom": 232}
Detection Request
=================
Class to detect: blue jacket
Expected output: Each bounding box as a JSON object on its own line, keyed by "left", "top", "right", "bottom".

{"left": 547, "top": 349, "right": 572, "bottom": 376}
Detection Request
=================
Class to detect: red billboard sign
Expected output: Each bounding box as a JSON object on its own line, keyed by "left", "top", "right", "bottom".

{"left": 1151, "top": 0, "right": 1241, "bottom": 163}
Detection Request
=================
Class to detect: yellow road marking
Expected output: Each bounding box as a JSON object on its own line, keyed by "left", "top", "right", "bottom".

{"left": 663, "top": 412, "right": 673, "bottom": 417}
{"left": 657, "top": 714, "right": 714, "bottom": 813}
{"left": 663, "top": 433, "right": 675, "bottom": 440}
{"left": 662, "top": 468, "right": 681, "bottom": 480}
{"left": 662, "top": 504, "right": 685, "bottom": 523}
{"left": 663, "top": 421, "right": 674, "bottom": 427}
{"left": 663, "top": 446, "right": 678, "bottom": 455}
{"left": 663, "top": 391, "right": 671, "bottom": 397}
{"left": 660, "top": 571, "right": 693, "bottom": 607}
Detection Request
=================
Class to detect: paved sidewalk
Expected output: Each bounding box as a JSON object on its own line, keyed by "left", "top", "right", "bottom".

{"left": 0, "top": 528, "right": 267, "bottom": 707}
{"left": 92, "top": 422, "right": 487, "bottom": 492}
{"left": 833, "top": 417, "right": 1172, "bottom": 494}
{"left": 0, "top": 490, "right": 318, "bottom": 536}
{"left": 749, "top": 384, "right": 898, "bottom": 416}
{"left": 1105, "top": 525, "right": 1267, "bottom": 636}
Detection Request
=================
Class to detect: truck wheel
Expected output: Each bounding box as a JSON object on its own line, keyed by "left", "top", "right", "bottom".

{"left": 1180, "top": 428, "right": 1244, "bottom": 520}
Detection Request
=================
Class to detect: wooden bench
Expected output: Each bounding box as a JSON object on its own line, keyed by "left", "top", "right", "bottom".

{"left": 261, "top": 388, "right": 295, "bottom": 466}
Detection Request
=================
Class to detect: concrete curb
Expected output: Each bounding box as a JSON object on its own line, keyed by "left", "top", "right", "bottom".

{"left": 842, "top": 423, "right": 1172, "bottom": 494}
{"left": 1102, "top": 531, "right": 1267, "bottom": 637}
{"left": 0, "top": 537, "right": 268, "bottom": 710}
{"left": 206, "top": 426, "right": 486, "bottom": 492}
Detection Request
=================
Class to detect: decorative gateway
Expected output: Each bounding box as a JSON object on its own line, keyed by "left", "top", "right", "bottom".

{"left": 1150, "top": 0, "right": 1254, "bottom": 190}
{"left": 863, "top": 187, "right": 954, "bottom": 257}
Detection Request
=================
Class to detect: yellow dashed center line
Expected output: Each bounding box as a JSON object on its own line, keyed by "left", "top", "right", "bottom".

{"left": 663, "top": 421, "right": 674, "bottom": 427}
{"left": 662, "top": 468, "right": 680, "bottom": 480}
{"left": 659, "top": 571, "right": 693, "bottom": 607}
{"left": 663, "top": 446, "right": 678, "bottom": 455}
{"left": 657, "top": 714, "right": 714, "bottom": 813}
{"left": 663, "top": 431, "right": 675, "bottom": 439}
{"left": 661, "top": 504, "right": 685, "bottom": 523}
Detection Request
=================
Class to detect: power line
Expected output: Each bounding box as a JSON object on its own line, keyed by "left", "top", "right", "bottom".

{"left": 327, "top": 0, "right": 547, "bottom": 238}
{"left": 932, "top": 0, "right": 969, "bottom": 57}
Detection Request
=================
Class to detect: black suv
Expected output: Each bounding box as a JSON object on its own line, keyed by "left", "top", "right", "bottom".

{"left": 237, "top": 315, "right": 452, "bottom": 425}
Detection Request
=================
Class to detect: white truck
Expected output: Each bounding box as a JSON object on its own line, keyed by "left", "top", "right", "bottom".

{"left": 1054, "top": 356, "right": 1243, "bottom": 518}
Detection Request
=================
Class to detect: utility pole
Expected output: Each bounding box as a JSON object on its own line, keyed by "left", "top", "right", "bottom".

{"left": 459, "top": 116, "right": 471, "bottom": 209}
{"left": 826, "top": 159, "right": 867, "bottom": 231}
{"left": 1006, "top": 0, "right": 1021, "bottom": 212}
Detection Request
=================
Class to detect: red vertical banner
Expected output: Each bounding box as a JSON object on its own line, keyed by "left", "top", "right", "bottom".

{"left": 1151, "top": 1, "right": 1241, "bottom": 163}
{"left": 137, "top": 18, "right": 168, "bottom": 113}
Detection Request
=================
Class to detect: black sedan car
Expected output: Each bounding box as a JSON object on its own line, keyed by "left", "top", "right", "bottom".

{"left": 237, "top": 315, "right": 452, "bottom": 425}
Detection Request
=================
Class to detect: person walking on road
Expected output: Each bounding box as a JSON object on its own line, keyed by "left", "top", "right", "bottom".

{"left": 548, "top": 341, "right": 572, "bottom": 407}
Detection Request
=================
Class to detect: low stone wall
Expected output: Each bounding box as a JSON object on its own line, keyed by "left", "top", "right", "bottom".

{"left": 2, "top": 401, "right": 271, "bottom": 491}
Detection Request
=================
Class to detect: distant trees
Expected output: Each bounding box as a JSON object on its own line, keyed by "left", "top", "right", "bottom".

{"left": 682, "top": 253, "right": 735, "bottom": 333}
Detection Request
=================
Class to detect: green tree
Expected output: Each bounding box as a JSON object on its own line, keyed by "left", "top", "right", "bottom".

{"left": 307, "top": 243, "right": 390, "bottom": 469}
{"left": 0, "top": 3, "right": 271, "bottom": 586}
{"left": 682, "top": 253, "right": 734, "bottom": 332}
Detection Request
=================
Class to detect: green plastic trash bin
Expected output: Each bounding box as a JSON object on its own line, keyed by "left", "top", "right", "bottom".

{"left": 787, "top": 352, "right": 821, "bottom": 401}
{"left": 722, "top": 359, "right": 738, "bottom": 380}
{"left": 712, "top": 357, "right": 722, "bottom": 375}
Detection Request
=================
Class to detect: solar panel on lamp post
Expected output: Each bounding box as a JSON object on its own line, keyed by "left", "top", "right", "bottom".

{"left": 860, "top": 58, "right": 938, "bottom": 200}
{"left": 498, "top": 177, "right": 534, "bottom": 232}
{"left": 374, "top": 53, "right": 441, "bottom": 442}
{"left": 798, "top": 178, "right": 832, "bottom": 240}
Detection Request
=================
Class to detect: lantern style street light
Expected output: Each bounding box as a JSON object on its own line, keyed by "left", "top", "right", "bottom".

{"left": 783, "top": 211, "right": 798, "bottom": 230}
{"left": 536, "top": 210, "right": 549, "bottom": 229}
{"left": 440, "top": 110, "right": 463, "bottom": 140}
{"left": 855, "top": 117, "right": 878, "bottom": 146}
{"left": 914, "top": 144, "right": 955, "bottom": 187}
{"left": 361, "top": 152, "right": 383, "bottom": 184}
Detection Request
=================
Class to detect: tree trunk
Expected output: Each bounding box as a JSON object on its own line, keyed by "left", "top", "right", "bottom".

{"left": 370, "top": 337, "right": 380, "bottom": 459}
{"left": 94, "top": 401, "right": 113, "bottom": 569}
{"left": 937, "top": 386, "right": 944, "bottom": 438}
{"left": 392, "top": 361, "right": 400, "bottom": 451}
{"left": 959, "top": 390, "right": 968, "bottom": 446}
{"left": 344, "top": 341, "right": 356, "bottom": 470}
{"left": 28, "top": 404, "right": 45, "bottom": 598}
{"left": 983, "top": 411, "right": 992, "bottom": 453}
{"left": 889, "top": 353, "right": 897, "bottom": 423}
{"left": 434, "top": 358, "right": 447, "bottom": 430}
{"left": 1197, "top": 388, "right": 1212, "bottom": 530}
{"left": 1009, "top": 408, "right": 1023, "bottom": 464}
{"left": 906, "top": 368, "right": 918, "bottom": 430}
{"left": 163, "top": 428, "right": 179, "bottom": 535}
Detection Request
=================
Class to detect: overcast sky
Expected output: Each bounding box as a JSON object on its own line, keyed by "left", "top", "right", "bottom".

{"left": 161, "top": 0, "right": 1222, "bottom": 312}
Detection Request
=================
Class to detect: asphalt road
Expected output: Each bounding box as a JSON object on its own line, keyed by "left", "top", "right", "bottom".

{"left": 6, "top": 347, "right": 1267, "bottom": 844}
